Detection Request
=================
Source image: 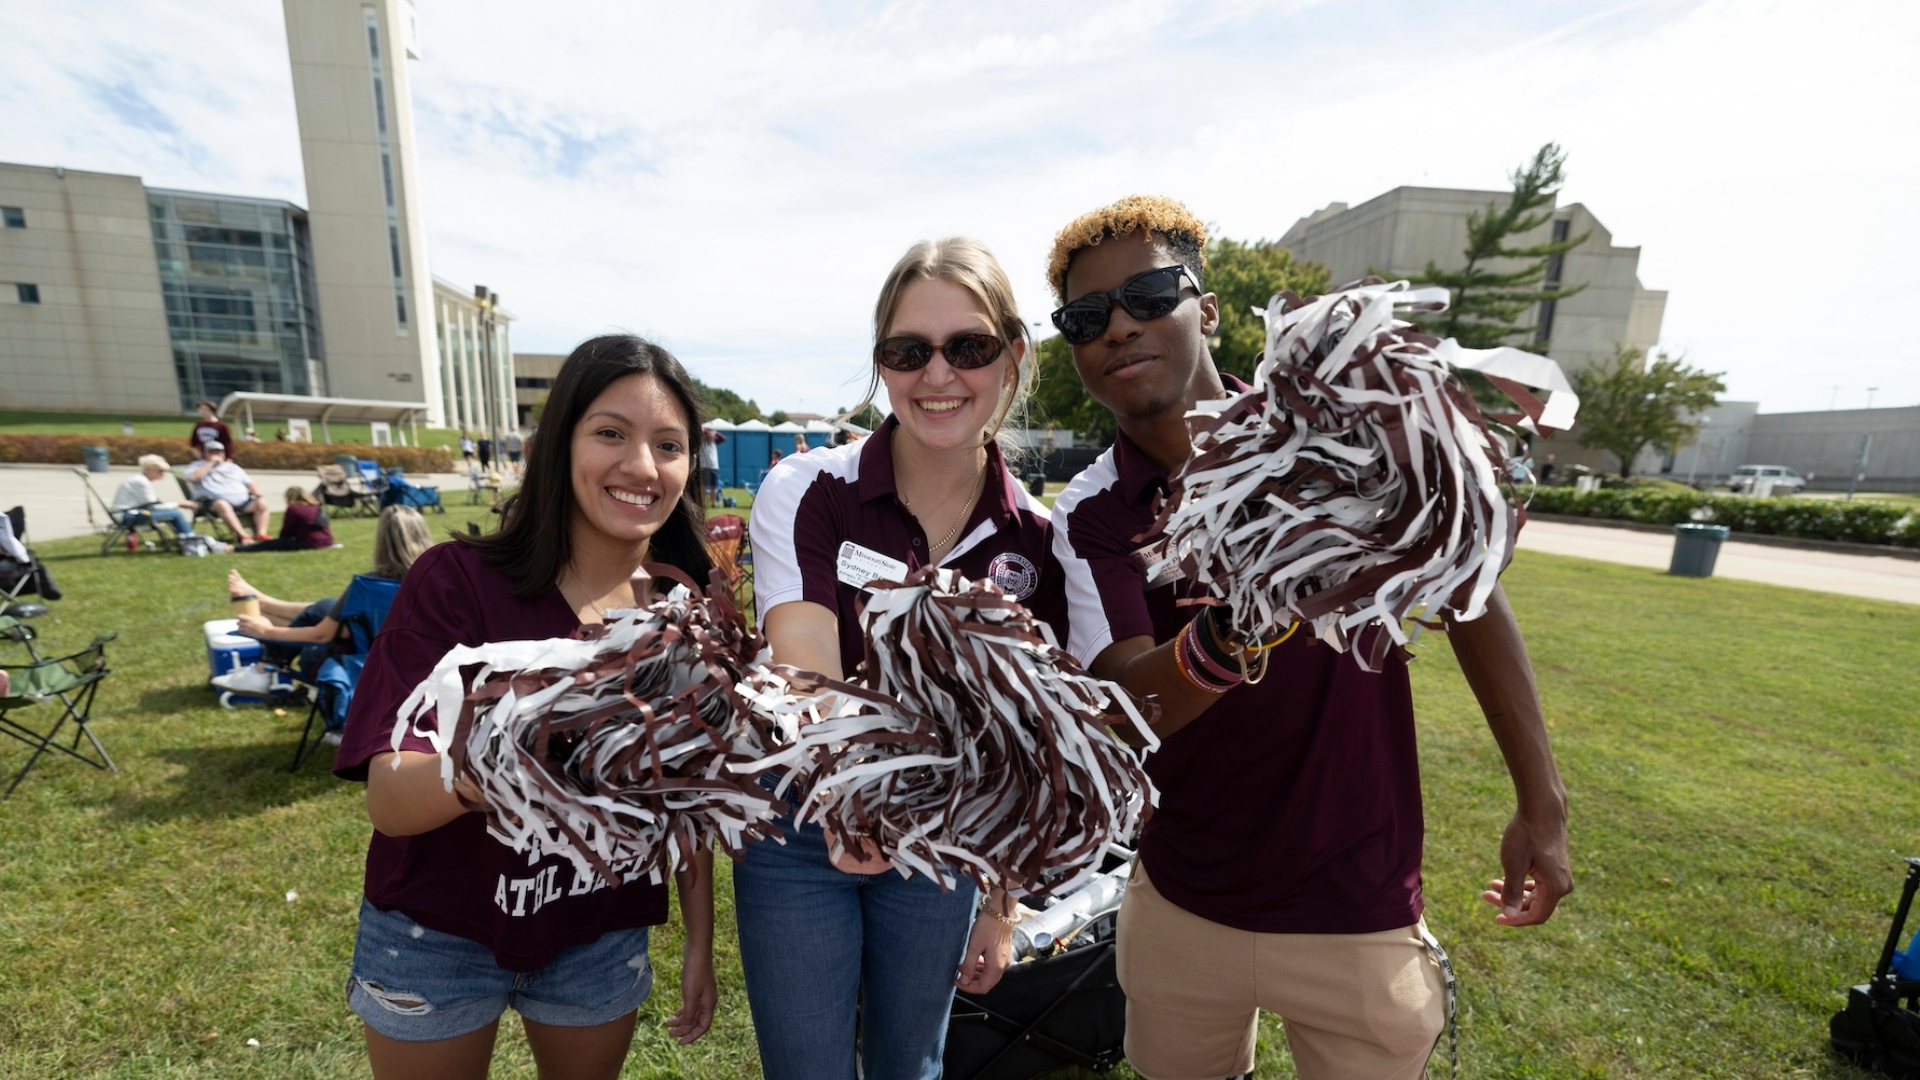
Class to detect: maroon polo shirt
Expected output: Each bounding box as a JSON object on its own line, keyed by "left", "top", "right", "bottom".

{"left": 1050, "top": 407, "right": 1425, "bottom": 935}
{"left": 749, "top": 416, "right": 1068, "bottom": 674}
{"left": 334, "top": 542, "right": 669, "bottom": 971}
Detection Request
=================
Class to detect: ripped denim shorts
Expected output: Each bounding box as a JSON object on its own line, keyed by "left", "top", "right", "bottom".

{"left": 347, "top": 897, "right": 654, "bottom": 1042}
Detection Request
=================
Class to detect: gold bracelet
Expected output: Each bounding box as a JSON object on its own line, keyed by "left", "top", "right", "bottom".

{"left": 978, "top": 895, "right": 1018, "bottom": 925}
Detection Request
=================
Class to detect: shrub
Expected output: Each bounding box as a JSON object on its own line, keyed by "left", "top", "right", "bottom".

{"left": 1528, "top": 487, "right": 1917, "bottom": 548}
{"left": 0, "top": 434, "right": 454, "bottom": 474}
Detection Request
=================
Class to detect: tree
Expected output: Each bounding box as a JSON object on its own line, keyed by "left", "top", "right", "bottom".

{"left": 692, "top": 378, "right": 763, "bottom": 424}
{"left": 1030, "top": 335, "right": 1116, "bottom": 445}
{"left": 1411, "top": 143, "right": 1590, "bottom": 352}
{"left": 1204, "top": 237, "right": 1330, "bottom": 383}
{"left": 767, "top": 410, "right": 790, "bottom": 427}
{"left": 838, "top": 402, "right": 885, "bottom": 429}
{"left": 1568, "top": 347, "right": 1725, "bottom": 477}
{"left": 1027, "top": 234, "right": 1329, "bottom": 441}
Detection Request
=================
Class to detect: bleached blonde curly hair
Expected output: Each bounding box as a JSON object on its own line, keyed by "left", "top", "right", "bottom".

{"left": 1046, "top": 195, "right": 1209, "bottom": 303}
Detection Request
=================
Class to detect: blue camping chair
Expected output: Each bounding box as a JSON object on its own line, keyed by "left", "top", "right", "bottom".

{"left": 379, "top": 469, "right": 445, "bottom": 513}
{"left": 289, "top": 573, "right": 401, "bottom": 771}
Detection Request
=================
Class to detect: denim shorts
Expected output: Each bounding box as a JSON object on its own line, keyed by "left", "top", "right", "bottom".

{"left": 346, "top": 898, "right": 654, "bottom": 1042}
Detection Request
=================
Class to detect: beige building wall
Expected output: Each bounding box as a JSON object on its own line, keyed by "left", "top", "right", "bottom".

{"left": 1276, "top": 186, "right": 1666, "bottom": 373}
{"left": 0, "top": 163, "right": 179, "bottom": 413}
{"left": 283, "top": 0, "right": 444, "bottom": 423}
{"left": 513, "top": 352, "right": 564, "bottom": 429}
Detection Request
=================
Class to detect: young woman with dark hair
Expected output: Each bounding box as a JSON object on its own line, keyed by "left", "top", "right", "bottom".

{"left": 332, "top": 334, "right": 718, "bottom": 1079}
{"left": 739, "top": 238, "right": 1066, "bottom": 1079}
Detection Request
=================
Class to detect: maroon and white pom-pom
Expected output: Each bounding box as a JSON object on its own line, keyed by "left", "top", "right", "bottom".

{"left": 393, "top": 567, "right": 782, "bottom": 886}
{"left": 740, "top": 568, "right": 1157, "bottom": 899}
{"left": 1149, "top": 278, "right": 1579, "bottom": 670}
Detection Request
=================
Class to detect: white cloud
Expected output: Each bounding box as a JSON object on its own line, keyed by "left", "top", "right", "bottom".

{"left": 2, "top": 0, "right": 1915, "bottom": 415}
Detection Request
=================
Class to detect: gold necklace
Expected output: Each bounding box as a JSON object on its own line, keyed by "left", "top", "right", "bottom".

{"left": 903, "top": 458, "right": 988, "bottom": 556}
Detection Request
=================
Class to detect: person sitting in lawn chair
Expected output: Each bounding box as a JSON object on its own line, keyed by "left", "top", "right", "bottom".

{"left": 110, "top": 454, "right": 203, "bottom": 546}
{"left": 212, "top": 506, "right": 432, "bottom": 699}
{"left": 185, "top": 441, "right": 272, "bottom": 542}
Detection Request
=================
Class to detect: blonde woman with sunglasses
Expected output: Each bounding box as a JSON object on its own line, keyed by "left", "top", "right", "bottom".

{"left": 742, "top": 238, "right": 1066, "bottom": 1080}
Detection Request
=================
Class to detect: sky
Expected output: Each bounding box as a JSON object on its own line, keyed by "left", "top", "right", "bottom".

{"left": 3, "top": 0, "right": 1915, "bottom": 416}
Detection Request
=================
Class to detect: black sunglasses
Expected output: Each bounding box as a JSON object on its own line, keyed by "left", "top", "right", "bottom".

{"left": 873, "top": 333, "right": 1006, "bottom": 372}
{"left": 1050, "top": 264, "right": 1199, "bottom": 345}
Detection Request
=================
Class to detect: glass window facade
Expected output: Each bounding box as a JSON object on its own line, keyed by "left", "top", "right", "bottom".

{"left": 16, "top": 283, "right": 40, "bottom": 303}
{"left": 149, "top": 190, "right": 325, "bottom": 410}
{"left": 2, "top": 207, "right": 24, "bottom": 228}
{"left": 365, "top": 5, "right": 409, "bottom": 331}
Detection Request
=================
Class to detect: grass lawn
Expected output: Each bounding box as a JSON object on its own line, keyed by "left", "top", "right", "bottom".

{"left": 1, "top": 510, "right": 1914, "bottom": 1077}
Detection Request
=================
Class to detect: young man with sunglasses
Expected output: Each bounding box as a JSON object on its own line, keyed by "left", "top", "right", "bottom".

{"left": 1046, "top": 196, "right": 1572, "bottom": 1080}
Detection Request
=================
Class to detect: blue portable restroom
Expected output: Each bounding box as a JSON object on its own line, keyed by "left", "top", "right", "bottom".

{"left": 730, "top": 420, "right": 774, "bottom": 490}
{"left": 703, "top": 419, "right": 738, "bottom": 488}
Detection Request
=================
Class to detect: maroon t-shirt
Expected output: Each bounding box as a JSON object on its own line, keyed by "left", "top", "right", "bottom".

{"left": 280, "top": 503, "right": 334, "bottom": 549}
{"left": 1050, "top": 418, "right": 1425, "bottom": 935}
{"left": 334, "top": 542, "right": 670, "bottom": 971}
{"left": 749, "top": 416, "right": 1068, "bottom": 672}
{"left": 189, "top": 418, "right": 235, "bottom": 458}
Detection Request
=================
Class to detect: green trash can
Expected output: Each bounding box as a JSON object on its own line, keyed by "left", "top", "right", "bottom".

{"left": 81, "top": 446, "right": 111, "bottom": 473}
{"left": 1669, "top": 523, "right": 1729, "bottom": 577}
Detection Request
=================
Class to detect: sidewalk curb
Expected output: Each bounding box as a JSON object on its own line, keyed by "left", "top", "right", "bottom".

{"left": 1527, "top": 512, "right": 1920, "bottom": 562}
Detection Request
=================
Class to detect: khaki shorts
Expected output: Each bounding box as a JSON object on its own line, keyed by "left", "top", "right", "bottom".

{"left": 1116, "top": 862, "right": 1446, "bottom": 1080}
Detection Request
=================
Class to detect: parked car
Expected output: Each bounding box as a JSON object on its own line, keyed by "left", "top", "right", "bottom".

{"left": 1728, "top": 464, "right": 1806, "bottom": 495}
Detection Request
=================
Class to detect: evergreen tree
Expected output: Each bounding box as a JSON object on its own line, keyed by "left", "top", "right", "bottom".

{"left": 1413, "top": 143, "right": 1590, "bottom": 352}
{"left": 1569, "top": 347, "right": 1725, "bottom": 477}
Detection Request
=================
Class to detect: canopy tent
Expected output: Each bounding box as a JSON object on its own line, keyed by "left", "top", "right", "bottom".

{"left": 216, "top": 392, "right": 432, "bottom": 446}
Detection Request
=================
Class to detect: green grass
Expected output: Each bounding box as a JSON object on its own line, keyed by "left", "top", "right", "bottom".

{"left": 0, "top": 410, "right": 466, "bottom": 450}
{"left": 2, "top": 516, "right": 1915, "bottom": 1077}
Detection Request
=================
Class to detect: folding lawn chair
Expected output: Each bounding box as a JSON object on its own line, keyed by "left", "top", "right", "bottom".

{"left": 380, "top": 470, "right": 445, "bottom": 513}
{"left": 74, "top": 469, "right": 183, "bottom": 556}
{"left": 355, "top": 459, "right": 391, "bottom": 505}
{"left": 705, "top": 514, "right": 752, "bottom": 611}
{"left": 1, "top": 507, "right": 64, "bottom": 610}
{"left": 0, "top": 613, "right": 117, "bottom": 797}
{"left": 289, "top": 573, "right": 401, "bottom": 771}
{"left": 172, "top": 474, "right": 241, "bottom": 543}
{"left": 314, "top": 464, "right": 367, "bottom": 517}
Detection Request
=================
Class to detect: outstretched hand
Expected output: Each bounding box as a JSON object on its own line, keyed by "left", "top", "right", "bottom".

{"left": 1479, "top": 808, "right": 1573, "bottom": 926}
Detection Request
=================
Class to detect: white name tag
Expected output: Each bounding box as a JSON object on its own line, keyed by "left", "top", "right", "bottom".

{"left": 836, "top": 541, "right": 909, "bottom": 591}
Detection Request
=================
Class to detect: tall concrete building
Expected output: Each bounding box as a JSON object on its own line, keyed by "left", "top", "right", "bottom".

{"left": 1277, "top": 187, "right": 1667, "bottom": 372}
{"left": 0, "top": 164, "right": 178, "bottom": 411}
{"left": 282, "top": 0, "right": 445, "bottom": 423}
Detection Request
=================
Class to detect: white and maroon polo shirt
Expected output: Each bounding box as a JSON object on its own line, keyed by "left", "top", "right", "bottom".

{"left": 750, "top": 416, "right": 1067, "bottom": 675}
{"left": 1051, "top": 419, "right": 1426, "bottom": 936}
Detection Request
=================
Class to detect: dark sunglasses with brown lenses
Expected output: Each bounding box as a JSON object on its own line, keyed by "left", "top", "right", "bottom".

{"left": 1050, "top": 264, "right": 1199, "bottom": 345}
{"left": 873, "top": 333, "right": 1006, "bottom": 372}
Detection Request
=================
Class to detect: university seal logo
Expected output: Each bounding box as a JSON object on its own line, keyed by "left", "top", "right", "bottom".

{"left": 987, "top": 552, "right": 1039, "bottom": 600}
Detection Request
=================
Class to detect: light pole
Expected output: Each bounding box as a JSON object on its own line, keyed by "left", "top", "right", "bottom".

{"left": 1866, "top": 386, "right": 1879, "bottom": 410}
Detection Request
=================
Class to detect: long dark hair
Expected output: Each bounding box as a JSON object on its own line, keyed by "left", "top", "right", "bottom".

{"left": 457, "top": 334, "right": 713, "bottom": 596}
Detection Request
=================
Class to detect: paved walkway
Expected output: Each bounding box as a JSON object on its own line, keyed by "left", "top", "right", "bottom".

{"left": 0, "top": 462, "right": 485, "bottom": 544}
{"left": 1516, "top": 519, "right": 1920, "bottom": 606}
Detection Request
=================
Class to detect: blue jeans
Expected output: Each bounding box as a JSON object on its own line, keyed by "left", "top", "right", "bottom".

{"left": 734, "top": 816, "right": 978, "bottom": 1080}
{"left": 127, "top": 507, "right": 196, "bottom": 536}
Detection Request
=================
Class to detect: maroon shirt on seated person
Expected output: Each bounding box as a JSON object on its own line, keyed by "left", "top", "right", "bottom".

{"left": 1050, "top": 415, "right": 1424, "bottom": 936}
{"left": 334, "top": 541, "right": 669, "bottom": 971}
{"left": 280, "top": 503, "right": 334, "bottom": 549}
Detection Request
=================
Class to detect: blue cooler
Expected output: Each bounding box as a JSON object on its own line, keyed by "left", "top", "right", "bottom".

{"left": 204, "top": 618, "right": 265, "bottom": 707}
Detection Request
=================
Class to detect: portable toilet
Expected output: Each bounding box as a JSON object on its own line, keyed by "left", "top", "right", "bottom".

{"left": 703, "top": 418, "right": 738, "bottom": 488}
{"left": 770, "top": 420, "right": 808, "bottom": 461}
{"left": 730, "top": 419, "right": 774, "bottom": 487}
{"left": 804, "top": 419, "right": 836, "bottom": 450}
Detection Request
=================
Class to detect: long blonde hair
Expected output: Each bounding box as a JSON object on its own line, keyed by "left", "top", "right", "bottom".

{"left": 847, "top": 237, "right": 1036, "bottom": 458}
{"left": 372, "top": 506, "right": 433, "bottom": 579}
